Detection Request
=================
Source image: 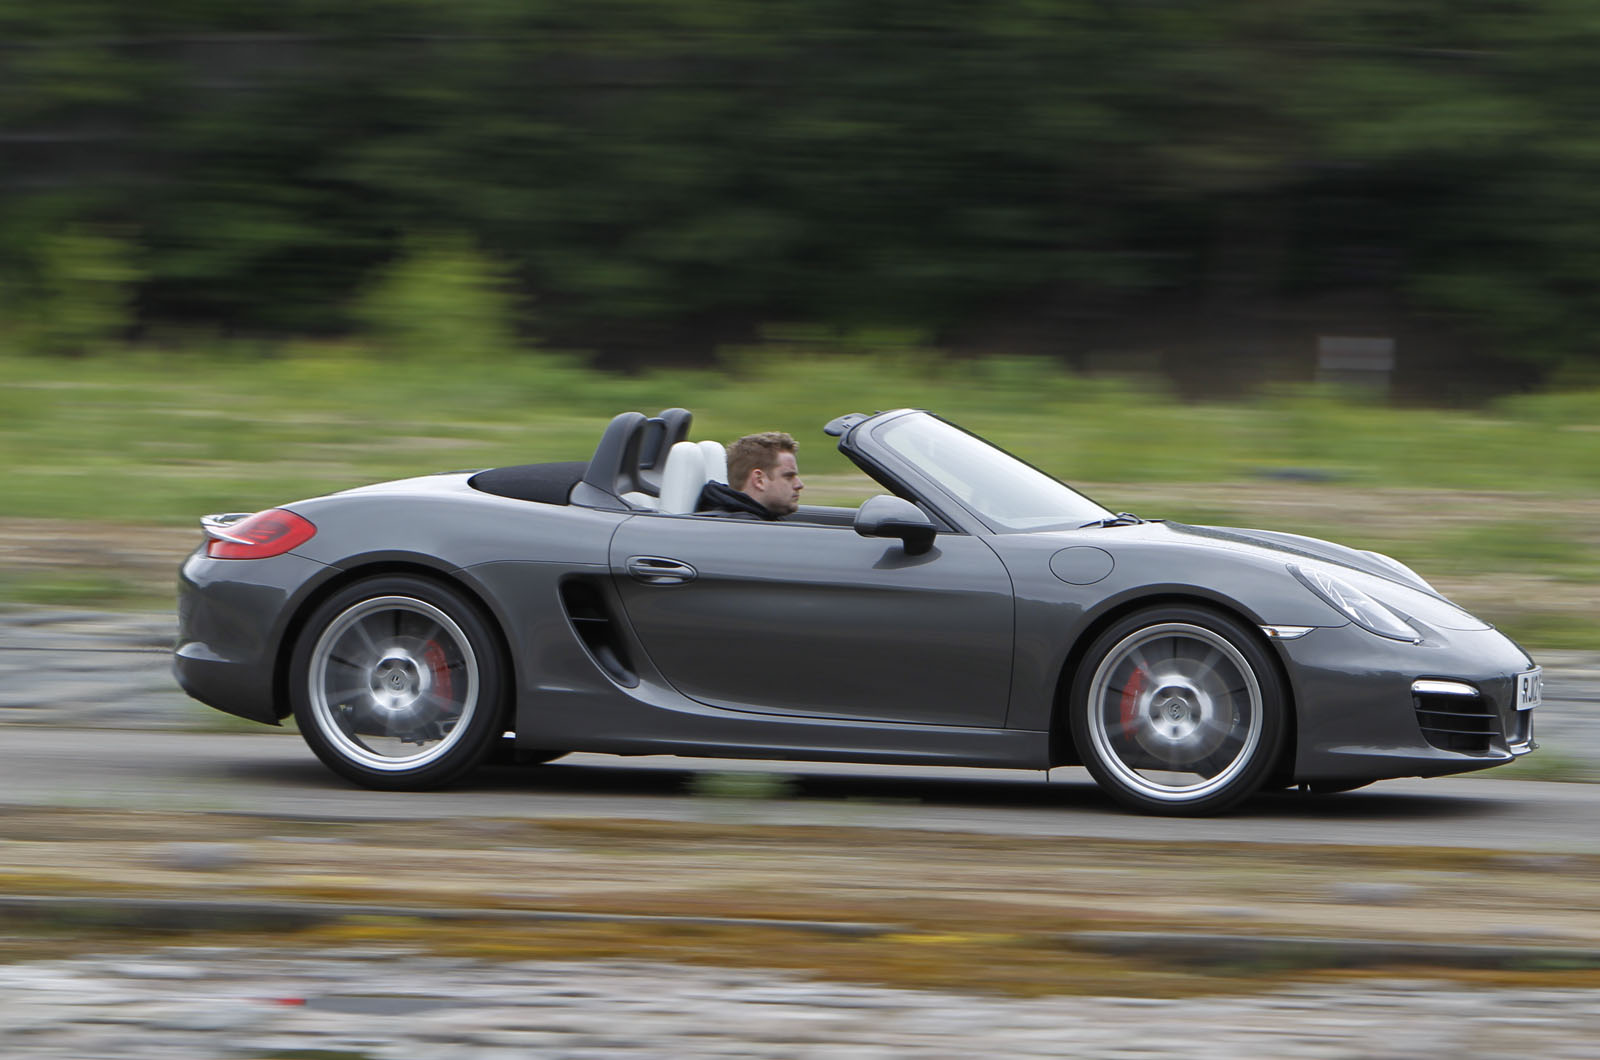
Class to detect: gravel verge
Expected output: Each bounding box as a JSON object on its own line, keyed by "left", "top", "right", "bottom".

{"left": 5, "top": 948, "right": 1600, "bottom": 1059}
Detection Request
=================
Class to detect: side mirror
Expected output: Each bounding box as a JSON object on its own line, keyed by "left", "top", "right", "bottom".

{"left": 854, "top": 495, "right": 937, "bottom": 555}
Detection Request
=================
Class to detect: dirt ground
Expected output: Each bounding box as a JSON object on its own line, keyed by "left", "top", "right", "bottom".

{"left": 5, "top": 809, "right": 1600, "bottom": 996}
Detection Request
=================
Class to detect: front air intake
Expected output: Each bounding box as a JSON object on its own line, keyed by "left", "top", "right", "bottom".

{"left": 1413, "top": 686, "right": 1499, "bottom": 754}
{"left": 559, "top": 579, "right": 639, "bottom": 687}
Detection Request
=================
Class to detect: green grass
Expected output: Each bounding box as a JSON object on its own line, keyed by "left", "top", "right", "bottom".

{"left": 2, "top": 343, "right": 1598, "bottom": 648}
{"left": 1429, "top": 523, "right": 1599, "bottom": 581}
{"left": 4, "top": 344, "right": 1599, "bottom": 523}
{"left": 0, "top": 569, "right": 159, "bottom": 610}
{"left": 1494, "top": 613, "right": 1600, "bottom": 652}
{"left": 1490, "top": 748, "right": 1598, "bottom": 784}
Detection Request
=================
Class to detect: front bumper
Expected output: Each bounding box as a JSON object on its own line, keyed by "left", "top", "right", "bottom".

{"left": 1276, "top": 621, "right": 1538, "bottom": 782}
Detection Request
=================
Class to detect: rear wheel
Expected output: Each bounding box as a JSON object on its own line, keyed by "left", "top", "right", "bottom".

{"left": 1070, "top": 606, "right": 1286, "bottom": 815}
{"left": 290, "top": 576, "right": 507, "bottom": 790}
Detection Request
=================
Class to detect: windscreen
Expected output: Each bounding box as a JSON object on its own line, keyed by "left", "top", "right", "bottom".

{"left": 874, "top": 414, "right": 1113, "bottom": 531}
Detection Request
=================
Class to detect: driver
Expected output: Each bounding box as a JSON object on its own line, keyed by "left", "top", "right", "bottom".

{"left": 697, "top": 431, "right": 804, "bottom": 520}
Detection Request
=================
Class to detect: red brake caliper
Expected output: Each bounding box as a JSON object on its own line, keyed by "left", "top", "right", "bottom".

{"left": 422, "top": 641, "right": 454, "bottom": 713}
{"left": 1119, "top": 666, "right": 1147, "bottom": 737}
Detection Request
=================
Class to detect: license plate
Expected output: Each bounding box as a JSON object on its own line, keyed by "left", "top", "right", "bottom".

{"left": 1516, "top": 669, "right": 1543, "bottom": 711}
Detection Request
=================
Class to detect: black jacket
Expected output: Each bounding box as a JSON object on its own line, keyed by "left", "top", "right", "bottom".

{"left": 695, "top": 480, "right": 781, "bottom": 520}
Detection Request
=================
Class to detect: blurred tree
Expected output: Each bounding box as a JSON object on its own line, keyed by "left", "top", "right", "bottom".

{"left": 351, "top": 232, "right": 521, "bottom": 361}
{"left": 11, "top": 227, "right": 140, "bottom": 355}
{"left": 2, "top": 0, "right": 1599, "bottom": 382}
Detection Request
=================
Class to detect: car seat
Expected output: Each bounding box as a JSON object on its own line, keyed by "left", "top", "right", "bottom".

{"left": 623, "top": 436, "right": 723, "bottom": 511}
{"left": 635, "top": 408, "right": 692, "bottom": 496}
{"left": 657, "top": 441, "right": 711, "bottom": 514}
{"left": 699, "top": 440, "right": 727, "bottom": 484}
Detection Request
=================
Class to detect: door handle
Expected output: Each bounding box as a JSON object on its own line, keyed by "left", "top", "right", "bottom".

{"left": 626, "top": 556, "right": 698, "bottom": 585}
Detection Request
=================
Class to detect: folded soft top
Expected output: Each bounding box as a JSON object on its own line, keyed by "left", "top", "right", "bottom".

{"left": 467, "top": 461, "right": 587, "bottom": 505}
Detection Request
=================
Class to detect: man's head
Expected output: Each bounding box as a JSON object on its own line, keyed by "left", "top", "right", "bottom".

{"left": 726, "top": 431, "right": 803, "bottom": 516}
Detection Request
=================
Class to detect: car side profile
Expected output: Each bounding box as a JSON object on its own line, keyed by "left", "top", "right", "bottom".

{"left": 175, "top": 407, "right": 1541, "bottom": 815}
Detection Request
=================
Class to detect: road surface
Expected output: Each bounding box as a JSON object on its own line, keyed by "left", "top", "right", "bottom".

{"left": 4, "top": 606, "right": 1597, "bottom": 851}
{"left": 4, "top": 727, "right": 1596, "bottom": 852}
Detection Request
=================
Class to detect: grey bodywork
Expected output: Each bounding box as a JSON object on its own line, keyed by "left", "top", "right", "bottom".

{"left": 175, "top": 408, "right": 1538, "bottom": 786}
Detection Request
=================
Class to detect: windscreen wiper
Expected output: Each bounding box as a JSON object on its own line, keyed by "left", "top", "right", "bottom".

{"left": 1078, "top": 513, "right": 1144, "bottom": 528}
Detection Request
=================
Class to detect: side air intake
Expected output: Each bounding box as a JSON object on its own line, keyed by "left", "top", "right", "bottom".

{"left": 559, "top": 579, "right": 639, "bottom": 687}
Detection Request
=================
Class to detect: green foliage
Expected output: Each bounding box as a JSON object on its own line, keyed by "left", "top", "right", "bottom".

{"left": 5, "top": 2, "right": 1600, "bottom": 372}
{"left": 351, "top": 235, "right": 522, "bottom": 362}
{"left": 7, "top": 228, "right": 140, "bottom": 356}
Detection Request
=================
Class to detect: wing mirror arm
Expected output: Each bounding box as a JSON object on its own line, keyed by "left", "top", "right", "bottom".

{"left": 854, "top": 496, "right": 937, "bottom": 556}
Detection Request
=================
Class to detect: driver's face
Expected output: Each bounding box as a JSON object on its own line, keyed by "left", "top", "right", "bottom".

{"left": 747, "top": 451, "right": 804, "bottom": 516}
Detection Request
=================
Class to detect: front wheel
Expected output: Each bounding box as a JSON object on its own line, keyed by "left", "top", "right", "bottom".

{"left": 289, "top": 576, "right": 508, "bottom": 790}
{"left": 1069, "top": 606, "right": 1287, "bottom": 816}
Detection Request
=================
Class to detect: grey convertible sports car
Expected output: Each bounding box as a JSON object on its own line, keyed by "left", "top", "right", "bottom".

{"left": 175, "top": 407, "right": 1541, "bottom": 815}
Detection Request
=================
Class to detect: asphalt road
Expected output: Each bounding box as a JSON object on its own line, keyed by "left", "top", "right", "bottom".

{"left": 5, "top": 608, "right": 1598, "bottom": 852}
{"left": 6, "top": 727, "right": 1597, "bottom": 852}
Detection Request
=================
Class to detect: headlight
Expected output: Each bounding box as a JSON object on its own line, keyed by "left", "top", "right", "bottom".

{"left": 1290, "top": 564, "right": 1421, "bottom": 643}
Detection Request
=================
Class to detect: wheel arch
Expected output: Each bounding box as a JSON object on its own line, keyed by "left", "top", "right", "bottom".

{"left": 270, "top": 557, "right": 518, "bottom": 729}
{"left": 1048, "top": 592, "right": 1298, "bottom": 778}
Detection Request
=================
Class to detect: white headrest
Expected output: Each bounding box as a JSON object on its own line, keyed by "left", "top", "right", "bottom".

{"left": 698, "top": 440, "right": 727, "bottom": 484}
{"left": 658, "top": 441, "right": 708, "bottom": 514}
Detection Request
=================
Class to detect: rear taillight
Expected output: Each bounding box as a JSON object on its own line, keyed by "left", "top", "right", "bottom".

{"left": 204, "top": 509, "right": 316, "bottom": 559}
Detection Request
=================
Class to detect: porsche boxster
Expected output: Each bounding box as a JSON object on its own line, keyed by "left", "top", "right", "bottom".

{"left": 174, "top": 407, "right": 1541, "bottom": 814}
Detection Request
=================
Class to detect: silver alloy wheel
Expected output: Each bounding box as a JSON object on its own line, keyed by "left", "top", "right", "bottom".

{"left": 1084, "top": 621, "right": 1263, "bottom": 803}
{"left": 306, "top": 595, "right": 480, "bottom": 772}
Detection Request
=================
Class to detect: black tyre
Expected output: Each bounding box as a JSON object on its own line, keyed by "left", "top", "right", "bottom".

{"left": 289, "top": 575, "right": 508, "bottom": 790}
{"left": 1069, "top": 605, "right": 1287, "bottom": 816}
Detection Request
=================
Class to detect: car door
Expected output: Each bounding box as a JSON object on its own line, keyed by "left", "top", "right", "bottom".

{"left": 608, "top": 514, "right": 1015, "bottom": 726}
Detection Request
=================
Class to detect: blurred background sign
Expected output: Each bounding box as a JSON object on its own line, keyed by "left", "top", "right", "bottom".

{"left": 1316, "top": 336, "right": 1396, "bottom": 391}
